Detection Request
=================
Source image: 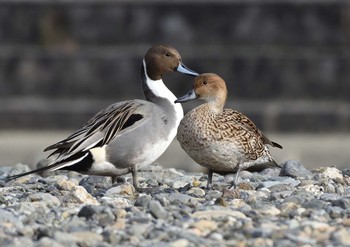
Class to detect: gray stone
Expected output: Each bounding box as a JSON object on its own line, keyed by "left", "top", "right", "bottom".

{"left": 331, "top": 228, "right": 350, "bottom": 246}
{"left": 302, "top": 198, "right": 329, "bottom": 209}
{"left": 149, "top": 200, "right": 168, "bottom": 219}
{"left": 54, "top": 231, "right": 103, "bottom": 246}
{"left": 35, "top": 237, "right": 66, "bottom": 247}
{"left": 105, "top": 182, "right": 136, "bottom": 196}
{"left": 6, "top": 163, "right": 31, "bottom": 177}
{"left": 127, "top": 223, "right": 150, "bottom": 237}
{"left": 326, "top": 206, "right": 344, "bottom": 219}
{"left": 134, "top": 194, "right": 152, "bottom": 207}
{"left": 77, "top": 204, "right": 101, "bottom": 219}
{"left": 1, "top": 163, "right": 350, "bottom": 247}
{"left": 280, "top": 160, "right": 313, "bottom": 179}
{"left": 313, "top": 167, "right": 344, "bottom": 181}
{"left": 0, "top": 208, "right": 20, "bottom": 225}
{"left": 29, "top": 193, "right": 61, "bottom": 208}
{"left": 259, "top": 177, "right": 300, "bottom": 188}
{"left": 4, "top": 237, "right": 34, "bottom": 247}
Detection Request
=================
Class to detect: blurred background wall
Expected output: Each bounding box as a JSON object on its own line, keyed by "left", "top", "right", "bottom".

{"left": 0, "top": 0, "right": 349, "bottom": 171}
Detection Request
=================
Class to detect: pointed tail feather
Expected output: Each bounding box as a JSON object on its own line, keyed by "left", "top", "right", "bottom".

{"left": 4, "top": 152, "right": 90, "bottom": 183}
{"left": 3, "top": 162, "right": 65, "bottom": 183}
{"left": 271, "top": 141, "right": 283, "bottom": 149}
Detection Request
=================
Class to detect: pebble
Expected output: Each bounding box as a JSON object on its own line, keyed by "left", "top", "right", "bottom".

{"left": 280, "top": 159, "right": 313, "bottom": 179}
{"left": 105, "top": 182, "right": 136, "bottom": 196}
{"left": 190, "top": 219, "right": 218, "bottom": 235}
{"left": 313, "top": 167, "right": 344, "bottom": 181}
{"left": 170, "top": 239, "right": 190, "bottom": 247}
{"left": 0, "top": 162, "right": 348, "bottom": 246}
{"left": 192, "top": 210, "right": 246, "bottom": 220}
{"left": 62, "top": 185, "right": 99, "bottom": 205}
{"left": 148, "top": 200, "right": 168, "bottom": 219}
{"left": 259, "top": 177, "right": 300, "bottom": 188}
{"left": 332, "top": 228, "right": 350, "bottom": 245}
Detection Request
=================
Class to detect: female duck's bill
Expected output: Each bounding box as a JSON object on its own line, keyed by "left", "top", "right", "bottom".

{"left": 174, "top": 88, "right": 197, "bottom": 103}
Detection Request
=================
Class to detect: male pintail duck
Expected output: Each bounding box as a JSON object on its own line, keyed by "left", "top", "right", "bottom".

{"left": 6, "top": 45, "right": 198, "bottom": 191}
{"left": 175, "top": 73, "right": 282, "bottom": 189}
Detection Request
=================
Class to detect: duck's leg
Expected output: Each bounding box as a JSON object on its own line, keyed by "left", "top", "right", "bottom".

{"left": 206, "top": 169, "right": 214, "bottom": 190}
{"left": 131, "top": 167, "right": 156, "bottom": 194}
{"left": 230, "top": 165, "right": 242, "bottom": 189}
{"left": 131, "top": 167, "right": 140, "bottom": 190}
{"left": 111, "top": 176, "right": 117, "bottom": 185}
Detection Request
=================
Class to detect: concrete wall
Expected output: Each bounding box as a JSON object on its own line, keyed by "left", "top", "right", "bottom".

{"left": 1, "top": 0, "right": 349, "bottom": 131}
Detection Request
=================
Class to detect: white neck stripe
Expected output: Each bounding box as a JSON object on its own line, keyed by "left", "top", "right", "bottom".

{"left": 143, "top": 59, "right": 176, "bottom": 101}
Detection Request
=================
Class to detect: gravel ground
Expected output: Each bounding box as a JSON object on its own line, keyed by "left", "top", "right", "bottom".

{"left": 0, "top": 160, "right": 349, "bottom": 247}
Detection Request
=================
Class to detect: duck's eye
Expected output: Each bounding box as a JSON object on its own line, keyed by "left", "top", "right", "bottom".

{"left": 165, "top": 53, "right": 171, "bottom": 57}
{"left": 203, "top": 81, "right": 208, "bottom": 85}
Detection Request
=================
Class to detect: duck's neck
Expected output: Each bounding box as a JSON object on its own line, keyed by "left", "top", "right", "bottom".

{"left": 141, "top": 59, "right": 183, "bottom": 121}
{"left": 203, "top": 98, "right": 225, "bottom": 115}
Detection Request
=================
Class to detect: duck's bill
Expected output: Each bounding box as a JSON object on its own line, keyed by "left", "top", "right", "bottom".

{"left": 175, "top": 89, "right": 198, "bottom": 103}
{"left": 177, "top": 63, "right": 199, "bottom": 77}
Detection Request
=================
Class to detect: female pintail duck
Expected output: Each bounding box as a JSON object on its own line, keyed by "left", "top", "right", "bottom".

{"left": 6, "top": 45, "right": 198, "bottom": 190}
{"left": 175, "top": 73, "right": 282, "bottom": 189}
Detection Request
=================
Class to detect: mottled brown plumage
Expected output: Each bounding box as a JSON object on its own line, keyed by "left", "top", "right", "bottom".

{"left": 175, "top": 73, "right": 282, "bottom": 189}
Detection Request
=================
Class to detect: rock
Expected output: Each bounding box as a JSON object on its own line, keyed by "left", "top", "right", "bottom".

{"left": 250, "top": 238, "right": 274, "bottom": 247}
{"left": 313, "top": 167, "right": 343, "bottom": 181}
{"left": 78, "top": 204, "right": 101, "bottom": 218}
{"left": 259, "top": 177, "right": 300, "bottom": 188}
{"left": 255, "top": 203, "right": 281, "bottom": 216}
{"left": 168, "top": 193, "right": 199, "bottom": 205}
{"left": 56, "top": 179, "right": 77, "bottom": 191}
{"left": 0, "top": 208, "right": 20, "bottom": 225}
{"left": 36, "top": 237, "right": 65, "bottom": 247}
{"left": 326, "top": 206, "right": 344, "bottom": 219}
{"left": 29, "top": 193, "right": 61, "bottom": 208}
{"left": 331, "top": 198, "right": 350, "bottom": 209}
{"left": 7, "top": 163, "right": 31, "bottom": 177}
{"left": 190, "top": 219, "right": 218, "bottom": 235}
{"left": 277, "top": 202, "right": 300, "bottom": 216}
{"left": 134, "top": 194, "right": 152, "bottom": 207}
{"left": 172, "top": 180, "right": 189, "bottom": 189}
{"left": 127, "top": 223, "right": 149, "bottom": 237}
{"left": 170, "top": 239, "right": 190, "bottom": 247}
{"left": 1, "top": 164, "right": 349, "bottom": 247}
{"left": 302, "top": 198, "right": 328, "bottom": 209}
{"left": 62, "top": 185, "right": 99, "bottom": 205}
{"left": 186, "top": 187, "right": 205, "bottom": 197}
{"left": 280, "top": 160, "right": 313, "bottom": 179}
{"left": 259, "top": 168, "right": 281, "bottom": 179}
{"left": 237, "top": 182, "right": 255, "bottom": 190}
{"left": 192, "top": 178, "right": 202, "bottom": 187}
{"left": 192, "top": 210, "right": 246, "bottom": 220}
{"left": 54, "top": 231, "right": 103, "bottom": 246}
{"left": 331, "top": 228, "right": 350, "bottom": 246}
{"left": 3, "top": 237, "right": 34, "bottom": 247}
{"left": 301, "top": 221, "right": 334, "bottom": 231}
{"left": 227, "top": 199, "right": 251, "bottom": 210}
{"left": 148, "top": 200, "right": 167, "bottom": 219}
{"left": 105, "top": 182, "right": 136, "bottom": 196}
{"left": 100, "top": 196, "right": 131, "bottom": 208}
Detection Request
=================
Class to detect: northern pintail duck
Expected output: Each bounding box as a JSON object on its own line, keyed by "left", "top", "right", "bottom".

{"left": 6, "top": 45, "right": 198, "bottom": 190}
{"left": 175, "top": 73, "right": 282, "bottom": 189}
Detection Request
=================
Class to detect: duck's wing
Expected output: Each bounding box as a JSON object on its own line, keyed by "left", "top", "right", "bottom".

{"left": 222, "top": 109, "right": 282, "bottom": 149}
{"left": 45, "top": 100, "right": 146, "bottom": 159}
